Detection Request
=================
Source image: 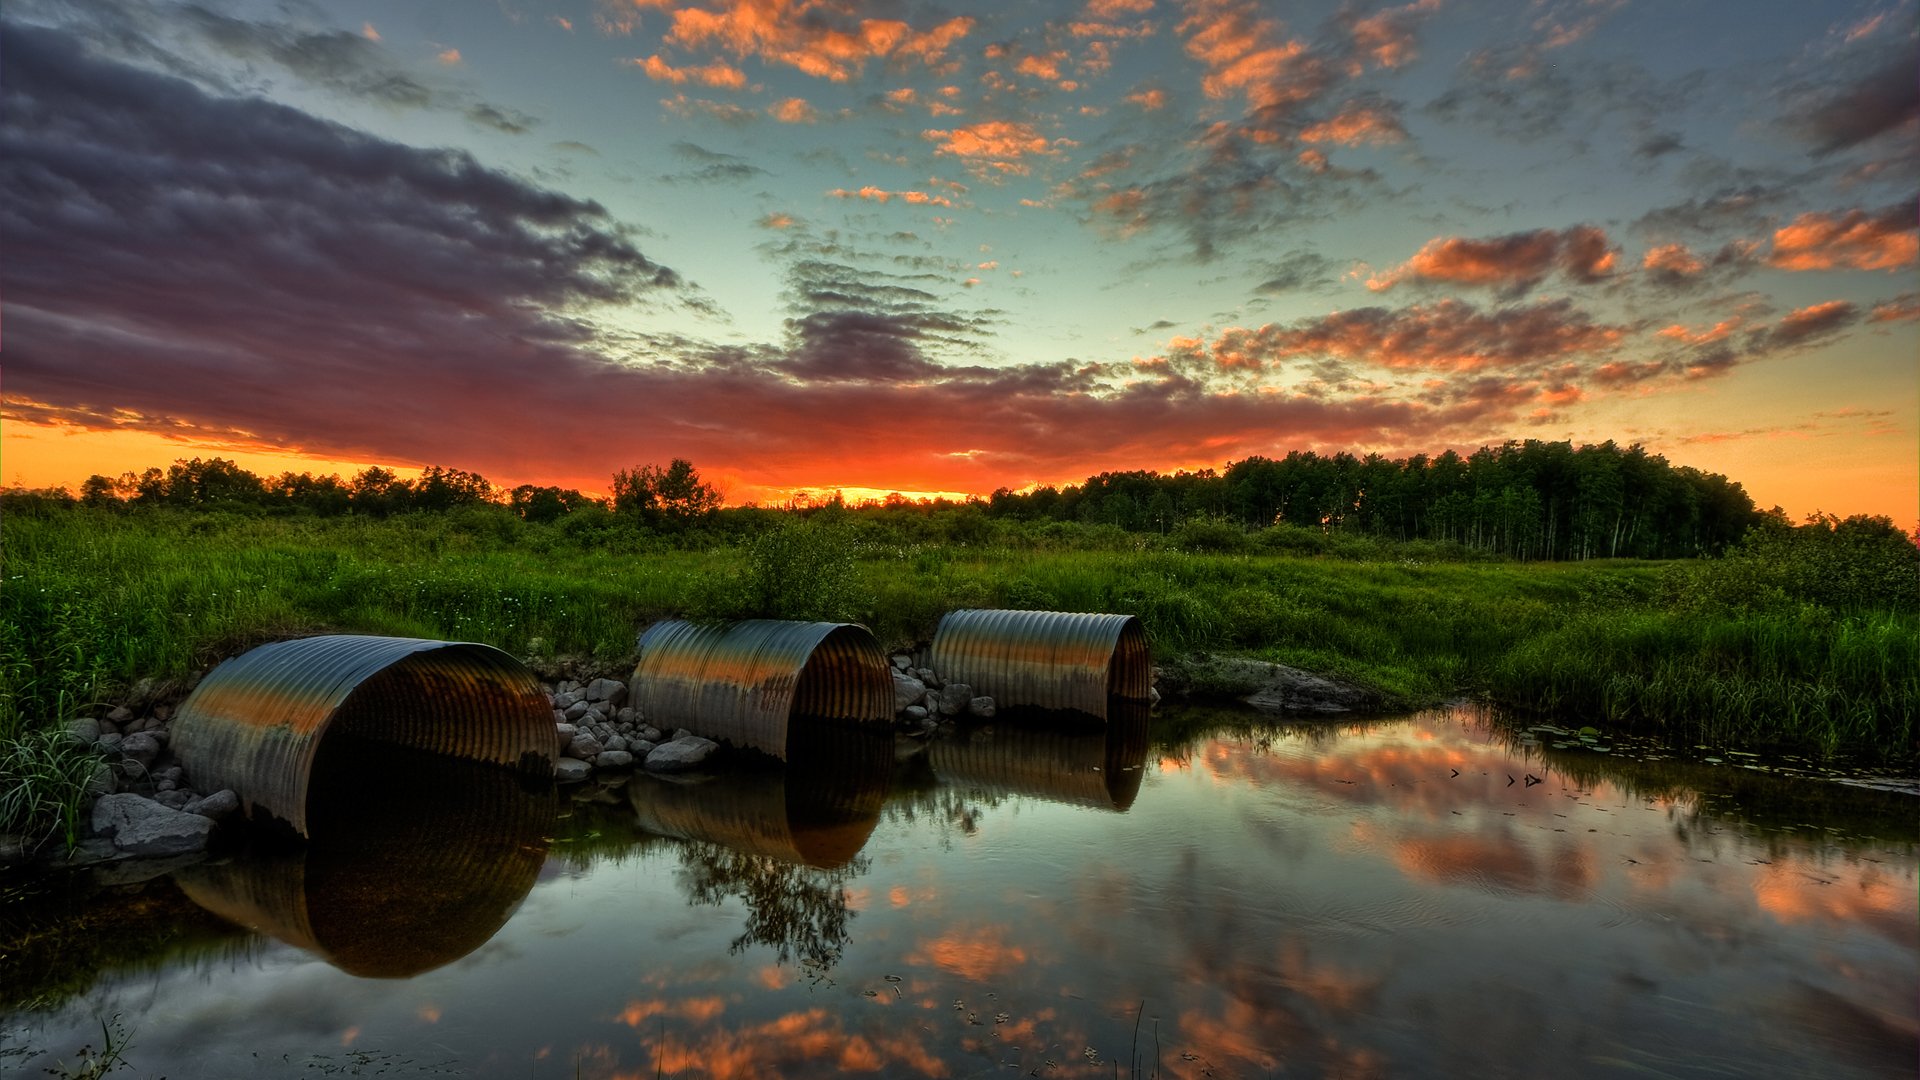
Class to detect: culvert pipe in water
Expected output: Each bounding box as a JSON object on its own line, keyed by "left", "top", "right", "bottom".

{"left": 170, "top": 635, "right": 556, "bottom": 837}
{"left": 630, "top": 619, "right": 893, "bottom": 760}
{"left": 928, "top": 609, "right": 1151, "bottom": 720}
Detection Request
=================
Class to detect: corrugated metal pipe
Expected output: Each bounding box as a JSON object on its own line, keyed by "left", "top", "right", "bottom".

{"left": 171, "top": 635, "right": 556, "bottom": 837}
{"left": 928, "top": 609, "right": 1151, "bottom": 719}
{"left": 630, "top": 619, "right": 893, "bottom": 760}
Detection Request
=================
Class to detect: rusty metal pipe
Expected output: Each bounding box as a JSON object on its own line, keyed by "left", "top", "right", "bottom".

{"left": 928, "top": 609, "right": 1151, "bottom": 720}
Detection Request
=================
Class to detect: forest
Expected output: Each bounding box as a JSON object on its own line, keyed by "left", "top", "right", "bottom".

{"left": 63, "top": 439, "right": 1766, "bottom": 561}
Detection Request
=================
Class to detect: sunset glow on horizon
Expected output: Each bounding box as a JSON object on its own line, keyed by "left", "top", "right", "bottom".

{"left": 3, "top": 1, "right": 1915, "bottom": 522}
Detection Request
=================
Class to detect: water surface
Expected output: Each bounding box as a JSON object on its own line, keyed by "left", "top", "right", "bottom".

{"left": 5, "top": 705, "right": 1914, "bottom": 1078}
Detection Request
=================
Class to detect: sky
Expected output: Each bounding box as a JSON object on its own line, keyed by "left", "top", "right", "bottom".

{"left": 1, "top": 0, "right": 1915, "bottom": 517}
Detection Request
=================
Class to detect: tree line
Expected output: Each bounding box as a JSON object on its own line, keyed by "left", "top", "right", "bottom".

{"left": 28, "top": 439, "right": 1901, "bottom": 561}
{"left": 982, "top": 440, "right": 1765, "bottom": 559}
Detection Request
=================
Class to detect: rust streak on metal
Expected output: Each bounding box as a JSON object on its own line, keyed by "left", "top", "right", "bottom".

{"left": 631, "top": 620, "right": 892, "bottom": 760}
{"left": 928, "top": 609, "right": 1151, "bottom": 719}
{"left": 171, "top": 635, "right": 555, "bottom": 837}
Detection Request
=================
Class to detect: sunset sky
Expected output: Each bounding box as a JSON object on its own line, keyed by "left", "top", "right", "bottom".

{"left": 2, "top": 0, "right": 1915, "bottom": 517}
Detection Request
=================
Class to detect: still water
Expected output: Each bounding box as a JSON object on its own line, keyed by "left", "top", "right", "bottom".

{"left": 5, "top": 705, "right": 1915, "bottom": 1078}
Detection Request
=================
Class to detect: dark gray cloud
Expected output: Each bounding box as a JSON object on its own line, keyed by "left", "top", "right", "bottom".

{"left": 22, "top": 0, "right": 539, "bottom": 131}
{"left": 1779, "top": 53, "right": 1920, "bottom": 157}
{"left": 1253, "top": 250, "right": 1337, "bottom": 295}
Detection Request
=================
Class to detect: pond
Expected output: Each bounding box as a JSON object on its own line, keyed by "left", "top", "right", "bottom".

{"left": 3, "top": 704, "right": 1914, "bottom": 1078}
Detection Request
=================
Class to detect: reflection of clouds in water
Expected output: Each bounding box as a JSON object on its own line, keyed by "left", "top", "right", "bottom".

{"left": 906, "top": 924, "right": 1031, "bottom": 981}
{"left": 619, "top": 1007, "right": 948, "bottom": 1080}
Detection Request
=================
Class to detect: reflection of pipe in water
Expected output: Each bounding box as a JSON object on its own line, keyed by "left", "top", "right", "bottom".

{"left": 175, "top": 736, "right": 554, "bottom": 978}
{"left": 632, "top": 620, "right": 893, "bottom": 760}
{"left": 627, "top": 720, "right": 894, "bottom": 868}
{"left": 927, "top": 699, "right": 1152, "bottom": 811}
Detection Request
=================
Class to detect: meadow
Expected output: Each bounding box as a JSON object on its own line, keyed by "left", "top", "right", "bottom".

{"left": 2, "top": 497, "right": 1914, "bottom": 842}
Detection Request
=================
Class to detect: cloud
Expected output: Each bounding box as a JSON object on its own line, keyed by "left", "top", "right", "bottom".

{"left": 1299, "top": 97, "right": 1407, "bottom": 146}
{"left": 1633, "top": 185, "right": 1785, "bottom": 238}
{"left": 436, "top": 47, "right": 462, "bottom": 65}
{"left": 0, "top": 23, "right": 1575, "bottom": 497}
{"left": 1779, "top": 54, "right": 1920, "bottom": 157}
{"left": 1252, "top": 250, "right": 1335, "bottom": 294}
{"left": 1368, "top": 226, "right": 1618, "bottom": 295}
{"left": 922, "top": 120, "right": 1064, "bottom": 176}
{"left": 1752, "top": 300, "right": 1861, "bottom": 350}
{"left": 1768, "top": 204, "right": 1918, "bottom": 271}
{"left": 631, "top": 54, "right": 749, "bottom": 88}
{"left": 656, "top": 0, "right": 973, "bottom": 82}
{"left": 661, "top": 93, "right": 759, "bottom": 124}
{"left": 464, "top": 102, "right": 539, "bottom": 134}
{"left": 827, "top": 186, "right": 952, "bottom": 207}
{"left": 769, "top": 96, "right": 818, "bottom": 123}
{"left": 1180, "top": 298, "right": 1626, "bottom": 374}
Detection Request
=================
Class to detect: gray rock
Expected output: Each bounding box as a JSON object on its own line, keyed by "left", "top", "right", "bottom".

{"left": 84, "top": 763, "right": 117, "bottom": 797}
{"left": 559, "top": 679, "right": 581, "bottom": 695}
{"left": 156, "top": 778, "right": 177, "bottom": 793}
{"left": 937, "top": 683, "right": 975, "bottom": 717}
{"left": 97, "top": 732, "right": 125, "bottom": 754}
{"left": 582, "top": 709, "right": 606, "bottom": 729}
{"left": 90, "top": 793, "right": 213, "bottom": 856}
{"left": 120, "top": 732, "right": 163, "bottom": 767}
{"left": 903, "top": 705, "right": 930, "bottom": 722}
{"left": 183, "top": 789, "right": 240, "bottom": 819}
{"left": 914, "top": 667, "right": 940, "bottom": 688}
{"left": 156, "top": 766, "right": 184, "bottom": 784}
{"left": 968, "top": 696, "right": 996, "bottom": 718}
{"left": 639, "top": 726, "right": 663, "bottom": 743}
{"left": 1149, "top": 686, "right": 1161, "bottom": 706}
{"left": 554, "top": 691, "right": 581, "bottom": 709}
{"left": 629, "top": 739, "right": 656, "bottom": 756}
{"left": 563, "top": 700, "right": 592, "bottom": 722}
{"left": 646, "top": 736, "right": 719, "bottom": 773}
{"left": 891, "top": 654, "right": 912, "bottom": 671}
{"left": 66, "top": 717, "right": 102, "bottom": 746}
{"left": 553, "top": 709, "right": 568, "bottom": 724}
{"left": 554, "top": 757, "right": 591, "bottom": 782}
{"left": 0, "top": 834, "right": 30, "bottom": 865}
{"left": 152, "top": 790, "right": 193, "bottom": 810}
{"left": 595, "top": 749, "right": 635, "bottom": 769}
{"left": 616, "top": 707, "right": 637, "bottom": 725}
{"left": 892, "top": 670, "right": 928, "bottom": 713}
{"left": 107, "top": 705, "right": 135, "bottom": 725}
{"left": 152, "top": 704, "right": 173, "bottom": 722}
{"left": 1177, "top": 655, "right": 1379, "bottom": 714}
{"left": 603, "top": 735, "right": 630, "bottom": 753}
{"left": 673, "top": 728, "right": 694, "bottom": 741}
{"left": 585, "top": 678, "right": 627, "bottom": 706}
{"left": 567, "top": 732, "right": 604, "bottom": 760}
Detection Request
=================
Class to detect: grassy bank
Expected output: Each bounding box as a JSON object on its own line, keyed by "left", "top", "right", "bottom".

{"left": 2, "top": 505, "right": 1913, "bottom": 839}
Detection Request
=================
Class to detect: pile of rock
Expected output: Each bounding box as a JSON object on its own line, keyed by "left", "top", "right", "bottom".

{"left": 544, "top": 677, "right": 717, "bottom": 782}
{"left": 886, "top": 651, "right": 995, "bottom": 732}
{"left": 64, "top": 702, "right": 241, "bottom": 860}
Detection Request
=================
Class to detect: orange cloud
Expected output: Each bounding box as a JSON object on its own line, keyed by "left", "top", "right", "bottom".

{"left": 922, "top": 120, "right": 1063, "bottom": 175}
{"left": 436, "top": 47, "right": 462, "bottom": 65}
{"left": 1014, "top": 52, "right": 1068, "bottom": 81}
{"left": 1198, "top": 299, "right": 1625, "bottom": 373}
{"left": 1125, "top": 86, "right": 1167, "bottom": 110}
{"left": 632, "top": 54, "right": 749, "bottom": 88}
{"left": 1179, "top": 0, "right": 1313, "bottom": 112}
{"left": 659, "top": 1, "right": 973, "bottom": 82}
{"left": 1369, "top": 226, "right": 1619, "bottom": 293}
{"left": 1299, "top": 99, "right": 1405, "bottom": 145}
{"left": 1641, "top": 242, "right": 1705, "bottom": 277}
{"left": 769, "top": 96, "right": 817, "bottom": 122}
{"left": 1769, "top": 205, "right": 1918, "bottom": 271}
{"left": 827, "top": 186, "right": 952, "bottom": 207}
{"left": 1348, "top": 0, "right": 1439, "bottom": 69}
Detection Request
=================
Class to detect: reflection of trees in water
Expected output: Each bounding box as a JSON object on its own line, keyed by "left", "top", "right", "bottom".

{"left": 674, "top": 842, "right": 869, "bottom": 969}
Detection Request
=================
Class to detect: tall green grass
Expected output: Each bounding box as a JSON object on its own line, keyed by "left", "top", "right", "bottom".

{"left": 1, "top": 504, "right": 1912, "bottom": 827}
